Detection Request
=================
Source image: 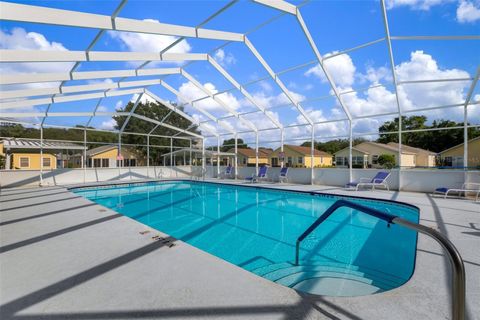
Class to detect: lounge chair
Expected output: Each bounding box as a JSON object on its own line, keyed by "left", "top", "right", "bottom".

{"left": 345, "top": 171, "right": 390, "bottom": 191}
{"left": 245, "top": 166, "right": 268, "bottom": 183}
{"left": 278, "top": 167, "right": 289, "bottom": 183}
{"left": 219, "top": 165, "right": 234, "bottom": 179}
{"left": 433, "top": 183, "right": 480, "bottom": 201}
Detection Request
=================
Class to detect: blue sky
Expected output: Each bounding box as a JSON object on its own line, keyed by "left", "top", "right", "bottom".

{"left": 1, "top": 0, "right": 479, "bottom": 146}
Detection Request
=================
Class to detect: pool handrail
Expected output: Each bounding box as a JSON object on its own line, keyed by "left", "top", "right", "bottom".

{"left": 295, "top": 199, "right": 465, "bottom": 320}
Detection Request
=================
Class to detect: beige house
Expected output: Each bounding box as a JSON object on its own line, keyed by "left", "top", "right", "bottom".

{"left": 387, "top": 142, "right": 436, "bottom": 167}
{"left": 334, "top": 141, "right": 434, "bottom": 168}
{"left": 269, "top": 145, "right": 332, "bottom": 168}
{"left": 439, "top": 136, "right": 480, "bottom": 168}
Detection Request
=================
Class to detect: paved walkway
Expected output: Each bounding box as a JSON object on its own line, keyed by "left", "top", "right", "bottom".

{"left": 1, "top": 179, "right": 479, "bottom": 320}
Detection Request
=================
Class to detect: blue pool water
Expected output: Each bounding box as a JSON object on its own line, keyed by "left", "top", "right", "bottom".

{"left": 73, "top": 181, "right": 419, "bottom": 296}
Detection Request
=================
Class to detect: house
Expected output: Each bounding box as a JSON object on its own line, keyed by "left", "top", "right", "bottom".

{"left": 387, "top": 142, "right": 436, "bottom": 167}
{"left": 439, "top": 136, "right": 480, "bottom": 168}
{"left": 226, "top": 148, "right": 271, "bottom": 167}
{"left": 71, "top": 145, "right": 144, "bottom": 168}
{"left": 0, "top": 138, "right": 83, "bottom": 170}
{"left": 269, "top": 145, "right": 332, "bottom": 168}
{"left": 333, "top": 142, "right": 424, "bottom": 168}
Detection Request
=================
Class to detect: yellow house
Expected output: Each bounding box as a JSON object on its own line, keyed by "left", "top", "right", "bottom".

{"left": 334, "top": 142, "right": 420, "bottom": 168}
{"left": 439, "top": 136, "right": 480, "bottom": 168}
{"left": 269, "top": 145, "right": 332, "bottom": 168}
{"left": 226, "top": 148, "right": 271, "bottom": 167}
{"left": 72, "top": 145, "right": 144, "bottom": 168}
{"left": 11, "top": 153, "right": 57, "bottom": 170}
{"left": 1, "top": 138, "right": 83, "bottom": 170}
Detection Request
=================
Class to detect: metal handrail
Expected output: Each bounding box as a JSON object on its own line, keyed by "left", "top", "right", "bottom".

{"left": 295, "top": 199, "right": 465, "bottom": 320}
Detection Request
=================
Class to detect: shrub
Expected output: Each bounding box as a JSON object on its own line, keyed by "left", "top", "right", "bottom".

{"left": 377, "top": 154, "right": 396, "bottom": 169}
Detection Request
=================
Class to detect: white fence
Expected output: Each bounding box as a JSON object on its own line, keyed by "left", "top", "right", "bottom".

{"left": 1, "top": 165, "right": 478, "bottom": 194}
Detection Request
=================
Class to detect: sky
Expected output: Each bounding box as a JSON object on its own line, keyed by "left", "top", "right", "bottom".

{"left": 0, "top": 0, "right": 479, "bottom": 147}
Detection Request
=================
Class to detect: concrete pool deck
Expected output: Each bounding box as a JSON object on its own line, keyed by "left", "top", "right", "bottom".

{"left": 0, "top": 179, "right": 479, "bottom": 320}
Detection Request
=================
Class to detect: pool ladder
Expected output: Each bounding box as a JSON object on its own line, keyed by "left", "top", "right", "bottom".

{"left": 295, "top": 199, "right": 466, "bottom": 320}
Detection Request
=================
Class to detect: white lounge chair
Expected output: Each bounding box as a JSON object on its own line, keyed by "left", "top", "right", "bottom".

{"left": 433, "top": 183, "right": 480, "bottom": 201}
{"left": 345, "top": 171, "right": 390, "bottom": 191}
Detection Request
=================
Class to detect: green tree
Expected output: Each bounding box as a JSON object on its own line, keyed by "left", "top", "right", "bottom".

{"left": 302, "top": 138, "right": 366, "bottom": 155}
{"left": 113, "top": 101, "right": 200, "bottom": 164}
{"left": 377, "top": 116, "right": 480, "bottom": 153}
{"left": 377, "top": 154, "right": 396, "bottom": 169}
{"left": 220, "top": 138, "right": 248, "bottom": 152}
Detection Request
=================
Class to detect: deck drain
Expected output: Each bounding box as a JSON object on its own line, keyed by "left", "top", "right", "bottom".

{"left": 98, "top": 208, "right": 107, "bottom": 212}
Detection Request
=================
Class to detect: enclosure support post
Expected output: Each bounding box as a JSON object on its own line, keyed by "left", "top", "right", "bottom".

{"left": 147, "top": 135, "right": 150, "bottom": 178}
{"left": 349, "top": 120, "right": 353, "bottom": 183}
{"left": 39, "top": 125, "right": 43, "bottom": 186}
{"left": 170, "top": 137, "right": 173, "bottom": 167}
{"left": 217, "top": 136, "right": 220, "bottom": 178}
{"left": 280, "top": 128, "right": 284, "bottom": 168}
{"left": 118, "top": 133, "right": 122, "bottom": 168}
{"left": 202, "top": 138, "right": 206, "bottom": 176}
{"left": 234, "top": 134, "right": 238, "bottom": 180}
{"left": 255, "top": 132, "right": 259, "bottom": 175}
{"left": 83, "top": 128, "right": 87, "bottom": 183}
{"left": 189, "top": 139, "right": 192, "bottom": 166}
{"left": 310, "top": 125, "right": 315, "bottom": 185}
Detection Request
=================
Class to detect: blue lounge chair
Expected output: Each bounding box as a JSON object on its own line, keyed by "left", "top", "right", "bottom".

{"left": 433, "top": 183, "right": 480, "bottom": 201}
{"left": 220, "top": 165, "right": 234, "bottom": 179}
{"left": 345, "top": 171, "right": 390, "bottom": 191}
{"left": 278, "top": 167, "right": 289, "bottom": 183}
{"left": 245, "top": 166, "right": 268, "bottom": 183}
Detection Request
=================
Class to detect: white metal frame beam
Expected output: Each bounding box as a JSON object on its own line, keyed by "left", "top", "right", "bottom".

{"left": 0, "top": 1, "right": 244, "bottom": 42}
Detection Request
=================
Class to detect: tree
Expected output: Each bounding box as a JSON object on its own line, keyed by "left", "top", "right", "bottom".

{"left": 220, "top": 138, "right": 248, "bottom": 152}
{"left": 377, "top": 116, "right": 480, "bottom": 153}
{"left": 113, "top": 100, "right": 201, "bottom": 164}
{"left": 377, "top": 154, "right": 396, "bottom": 169}
{"left": 302, "top": 138, "right": 366, "bottom": 155}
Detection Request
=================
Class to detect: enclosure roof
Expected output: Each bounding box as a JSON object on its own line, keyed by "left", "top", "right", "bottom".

{"left": 1, "top": 138, "right": 84, "bottom": 150}
{"left": 0, "top": 0, "right": 478, "bottom": 146}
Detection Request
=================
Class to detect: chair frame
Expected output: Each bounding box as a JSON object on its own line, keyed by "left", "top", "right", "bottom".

{"left": 433, "top": 183, "right": 480, "bottom": 201}
{"left": 346, "top": 172, "right": 390, "bottom": 191}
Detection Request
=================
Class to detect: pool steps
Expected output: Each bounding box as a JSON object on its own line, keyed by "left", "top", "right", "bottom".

{"left": 250, "top": 261, "right": 406, "bottom": 295}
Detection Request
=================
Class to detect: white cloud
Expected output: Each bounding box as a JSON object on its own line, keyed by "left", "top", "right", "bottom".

{"left": 178, "top": 81, "right": 241, "bottom": 112}
{"left": 115, "top": 100, "right": 124, "bottom": 109}
{"left": 457, "top": 1, "right": 480, "bottom": 22}
{"left": 385, "top": 0, "right": 454, "bottom": 10}
{"left": 100, "top": 118, "right": 116, "bottom": 130}
{"left": 0, "top": 28, "right": 73, "bottom": 90}
{"left": 96, "top": 105, "right": 108, "bottom": 112}
{"left": 108, "top": 19, "right": 191, "bottom": 66}
{"left": 305, "top": 52, "right": 356, "bottom": 87}
{"left": 395, "top": 50, "right": 470, "bottom": 109}
{"left": 358, "top": 66, "right": 392, "bottom": 84}
{"left": 213, "top": 49, "right": 236, "bottom": 67}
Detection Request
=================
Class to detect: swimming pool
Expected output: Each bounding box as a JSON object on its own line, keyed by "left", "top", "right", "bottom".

{"left": 72, "top": 180, "right": 419, "bottom": 297}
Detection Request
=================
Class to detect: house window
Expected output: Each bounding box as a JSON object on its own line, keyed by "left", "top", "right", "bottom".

{"left": 102, "top": 159, "right": 109, "bottom": 167}
{"left": 372, "top": 155, "right": 379, "bottom": 164}
{"left": 335, "top": 156, "right": 343, "bottom": 166}
{"left": 444, "top": 156, "right": 452, "bottom": 167}
{"left": 297, "top": 156, "right": 303, "bottom": 164}
{"left": 242, "top": 157, "right": 247, "bottom": 165}
{"left": 287, "top": 157, "right": 293, "bottom": 167}
{"left": 271, "top": 157, "right": 278, "bottom": 167}
{"left": 93, "top": 158, "right": 101, "bottom": 168}
{"left": 19, "top": 157, "right": 29, "bottom": 168}
{"left": 42, "top": 157, "right": 51, "bottom": 168}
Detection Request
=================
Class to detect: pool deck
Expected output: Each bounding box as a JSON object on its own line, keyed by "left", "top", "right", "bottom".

{"left": 1, "top": 179, "right": 479, "bottom": 320}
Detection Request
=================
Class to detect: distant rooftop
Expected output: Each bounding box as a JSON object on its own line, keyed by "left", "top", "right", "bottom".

{"left": 1, "top": 138, "right": 84, "bottom": 150}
